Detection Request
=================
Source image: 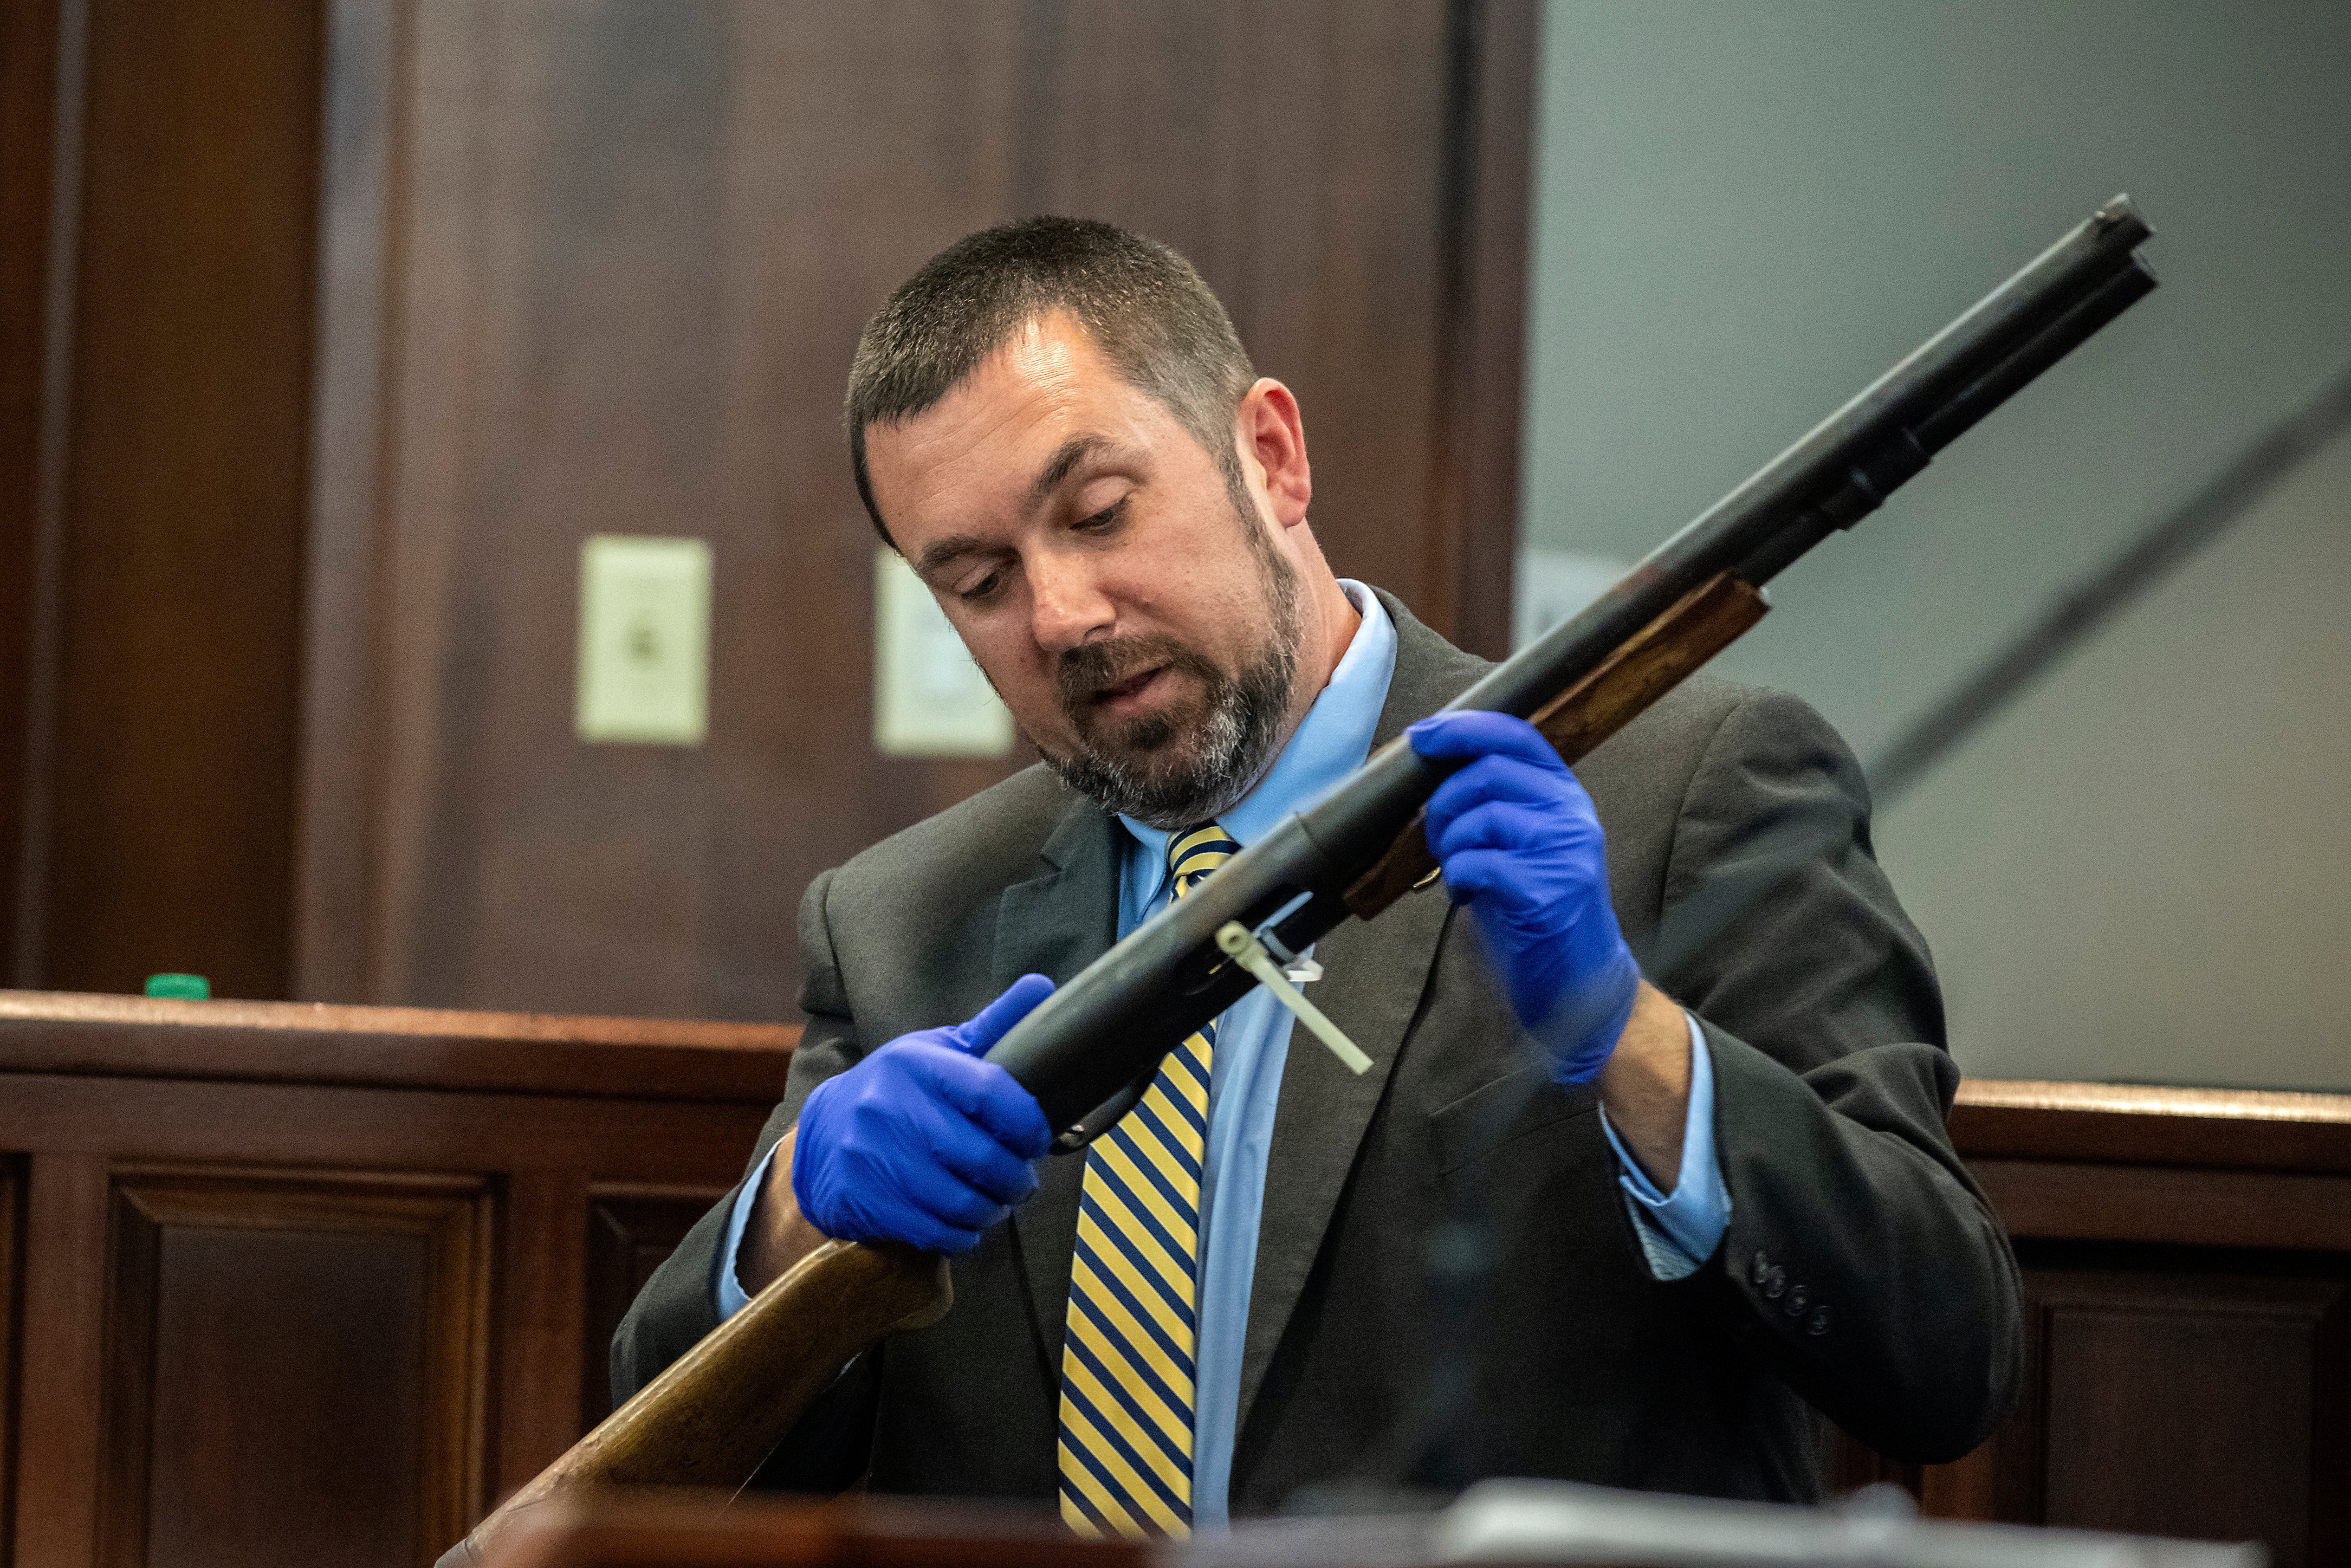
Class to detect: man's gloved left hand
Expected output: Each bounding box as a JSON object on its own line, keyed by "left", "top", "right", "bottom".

{"left": 1407, "top": 710, "right": 1642, "bottom": 1084}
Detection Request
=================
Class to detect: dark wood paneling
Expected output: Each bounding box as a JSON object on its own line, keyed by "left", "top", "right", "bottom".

{"left": 2038, "top": 1264, "right": 2336, "bottom": 1555}
{"left": 95, "top": 1169, "right": 490, "bottom": 1568}
{"left": 0, "top": 990, "right": 785, "bottom": 1564}
{"left": 582, "top": 1192, "right": 727, "bottom": 1426}
{"left": 25, "top": 0, "right": 323, "bottom": 998}
{"left": 10, "top": 0, "right": 1534, "bottom": 1020}
{"left": 1423, "top": 0, "right": 1536, "bottom": 661}
{"left": 298, "top": 0, "right": 1537, "bottom": 1022}
{"left": 1830, "top": 1081, "right": 2351, "bottom": 1565}
{"left": 1975, "top": 1159, "right": 2351, "bottom": 1252}
{"left": 15, "top": 1152, "right": 108, "bottom": 1566}
{"left": 0, "top": 0, "right": 66, "bottom": 980}
{"left": 291, "top": 0, "right": 403, "bottom": 1007}
{"left": 498, "top": 1169, "right": 592, "bottom": 1501}
{"left": 1935, "top": 1248, "right": 2351, "bottom": 1568}
{"left": 0, "top": 1156, "right": 20, "bottom": 1559}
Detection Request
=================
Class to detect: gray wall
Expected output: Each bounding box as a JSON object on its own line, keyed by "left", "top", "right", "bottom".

{"left": 1522, "top": 0, "right": 2351, "bottom": 1088}
{"left": 1890, "top": 427, "right": 2351, "bottom": 1090}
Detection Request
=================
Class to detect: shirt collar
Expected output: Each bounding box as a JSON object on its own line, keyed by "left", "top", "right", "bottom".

{"left": 1119, "top": 580, "right": 1398, "bottom": 883}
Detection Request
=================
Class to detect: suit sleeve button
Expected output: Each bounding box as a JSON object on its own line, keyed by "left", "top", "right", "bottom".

{"left": 1807, "top": 1305, "right": 1832, "bottom": 1335}
{"left": 1751, "top": 1250, "right": 1771, "bottom": 1286}
{"left": 1762, "top": 1265, "right": 1787, "bottom": 1299}
{"left": 1784, "top": 1284, "right": 1809, "bottom": 1315}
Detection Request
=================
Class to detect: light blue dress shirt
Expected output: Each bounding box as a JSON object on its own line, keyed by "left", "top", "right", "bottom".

{"left": 714, "top": 580, "right": 1729, "bottom": 1525}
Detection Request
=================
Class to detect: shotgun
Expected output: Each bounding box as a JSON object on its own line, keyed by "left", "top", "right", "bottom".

{"left": 442, "top": 196, "right": 2156, "bottom": 1564}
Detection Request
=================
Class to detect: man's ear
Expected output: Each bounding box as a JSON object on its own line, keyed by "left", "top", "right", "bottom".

{"left": 1237, "top": 379, "right": 1311, "bottom": 527}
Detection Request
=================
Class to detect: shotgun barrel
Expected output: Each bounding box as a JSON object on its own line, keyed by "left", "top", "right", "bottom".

{"left": 984, "top": 194, "right": 2156, "bottom": 1149}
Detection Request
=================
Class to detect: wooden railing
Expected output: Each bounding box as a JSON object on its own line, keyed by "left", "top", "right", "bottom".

{"left": 0, "top": 989, "right": 795, "bottom": 1568}
{"left": 1847, "top": 1077, "right": 2351, "bottom": 1564}
{"left": 0, "top": 987, "right": 2338, "bottom": 1565}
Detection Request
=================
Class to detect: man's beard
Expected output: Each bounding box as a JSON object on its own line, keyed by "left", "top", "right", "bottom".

{"left": 1038, "top": 490, "right": 1304, "bottom": 831}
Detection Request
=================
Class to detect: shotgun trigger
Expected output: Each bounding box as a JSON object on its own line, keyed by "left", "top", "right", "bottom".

{"left": 1049, "top": 1057, "right": 1159, "bottom": 1154}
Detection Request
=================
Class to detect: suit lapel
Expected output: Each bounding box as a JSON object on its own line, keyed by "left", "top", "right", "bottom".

{"left": 996, "top": 796, "right": 1121, "bottom": 1388}
{"left": 1235, "top": 879, "right": 1452, "bottom": 1438}
{"left": 990, "top": 802, "right": 1120, "bottom": 994}
{"left": 1235, "top": 590, "right": 1490, "bottom": 1437}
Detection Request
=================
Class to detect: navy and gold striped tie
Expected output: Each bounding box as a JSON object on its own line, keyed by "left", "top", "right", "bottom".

{"left": 1056, "top": 823, "right": 1238, "bottom": 1538}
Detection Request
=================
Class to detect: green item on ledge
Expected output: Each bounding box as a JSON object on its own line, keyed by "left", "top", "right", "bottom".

{"left": 144, "top": 973, "right": 209, "bottom": 1000}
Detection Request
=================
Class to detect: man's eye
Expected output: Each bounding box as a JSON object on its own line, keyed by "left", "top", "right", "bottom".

{"left": 1076, "top": 496, "right": 1128, "bottom": 532}
{"left": 957, "top": 570, "right": 1003, "bottom": 603}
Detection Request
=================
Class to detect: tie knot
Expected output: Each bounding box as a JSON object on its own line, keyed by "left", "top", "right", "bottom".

{"left": 1167, "top": 823, "right": 1239, "bottom": 897}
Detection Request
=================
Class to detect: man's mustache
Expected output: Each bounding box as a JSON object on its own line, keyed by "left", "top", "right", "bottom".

{"left": 1056, "top": 635, "right": 1219, "bottom": 719}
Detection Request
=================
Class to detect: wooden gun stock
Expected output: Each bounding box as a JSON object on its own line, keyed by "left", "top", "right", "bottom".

{"left": 440, "top": 1239, "right": 947, "bottom": 1567}
{"left": 1346, "top": 570, "right": 1769, "bottom": 919}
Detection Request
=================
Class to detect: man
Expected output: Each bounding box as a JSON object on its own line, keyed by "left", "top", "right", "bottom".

{"left": 615, "top": 217, "right": 2021, "bottom": 1536}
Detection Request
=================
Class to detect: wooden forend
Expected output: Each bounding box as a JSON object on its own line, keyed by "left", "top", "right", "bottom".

{"left": 1345, "top": 570, "right": 1768, "bottom": 918}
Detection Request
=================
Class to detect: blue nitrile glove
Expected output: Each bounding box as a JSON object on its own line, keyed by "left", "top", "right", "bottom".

{"left": 791, "top": 973, "right": 1056, "bottom": 1253}
{"left": 1408, "top": 711, "right": 1642, "bottom": 1084}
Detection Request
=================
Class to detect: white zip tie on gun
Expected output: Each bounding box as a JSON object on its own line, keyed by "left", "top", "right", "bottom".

{"left": 1215, "top": 921, "right": 1372, "bottom": 1075}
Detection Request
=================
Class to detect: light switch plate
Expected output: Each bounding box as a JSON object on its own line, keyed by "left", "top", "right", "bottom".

{"left": 874, "top": 547, "right": 1014, "bottom": 758}
{"left": 576, "top": 535, "right": 712, "bottom": 745}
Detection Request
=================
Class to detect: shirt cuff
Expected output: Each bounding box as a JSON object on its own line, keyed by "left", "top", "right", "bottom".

{"left": 1599, "top": 1011, "right": 1732, "bottom": 1282}
{"left": 714, "top": 1140, "right": 784, "bottom": 1319}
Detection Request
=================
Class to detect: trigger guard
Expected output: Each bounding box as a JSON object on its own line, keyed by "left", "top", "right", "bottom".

{"left": 1050, "top": 1058, "right": 1161, "bottom": 1154}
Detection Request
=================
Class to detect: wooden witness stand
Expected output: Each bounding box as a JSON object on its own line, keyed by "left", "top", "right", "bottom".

{"left": 0, "top": 989, "right": 791, "bottom": 1568}
{"left": 0, "top": 990, "right": 2345, "bottom": 1564}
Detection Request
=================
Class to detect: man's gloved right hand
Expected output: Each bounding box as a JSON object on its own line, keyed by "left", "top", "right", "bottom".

{"left": 790, "top": 973, "right": 1056, "bottom": 1254}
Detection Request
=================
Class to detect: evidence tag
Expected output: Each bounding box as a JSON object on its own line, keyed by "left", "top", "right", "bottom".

{"left": 1214, "top": 922, "right": 1372, "bottom": 1076}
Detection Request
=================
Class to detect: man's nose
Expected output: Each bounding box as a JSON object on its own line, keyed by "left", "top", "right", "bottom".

{"left": 1027, "top": 553, "right": 1115, "bottom": 654}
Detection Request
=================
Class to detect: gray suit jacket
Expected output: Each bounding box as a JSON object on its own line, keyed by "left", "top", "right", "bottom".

{"left": 614, "top": 590, "right": 2021, "bottom": 1510}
